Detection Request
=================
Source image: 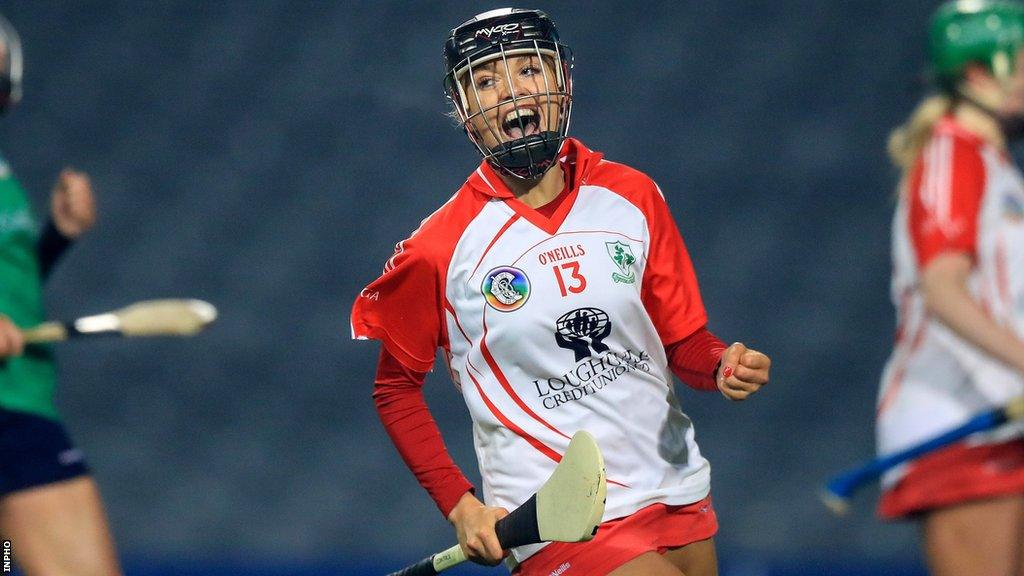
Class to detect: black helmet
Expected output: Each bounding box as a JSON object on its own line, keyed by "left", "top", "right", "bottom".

{"left": 444, "top": 8, "right": 573, "bottom": 180}
{"left": 0, "top": 13, "right": 21, "bottom": 114}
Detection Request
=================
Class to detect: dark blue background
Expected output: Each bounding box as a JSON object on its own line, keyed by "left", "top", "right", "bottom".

{"left": 1, "top": 1, "right": 944, "bottom": 574}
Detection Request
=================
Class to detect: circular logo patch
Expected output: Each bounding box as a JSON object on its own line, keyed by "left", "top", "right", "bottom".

{"left": 482, "top": 266, "right": 530, "bottom": 312}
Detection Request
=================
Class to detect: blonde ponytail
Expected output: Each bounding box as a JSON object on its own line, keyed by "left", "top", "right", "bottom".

{"left": 887, "top": 95, "right": 952, "bottom": 171}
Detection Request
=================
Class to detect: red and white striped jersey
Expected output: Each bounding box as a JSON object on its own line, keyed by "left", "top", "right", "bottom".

{"left": 352, "top": 139, "right": 711, "bottom": 560}
{"left": 878, "top": 117, "right": 1024, "bottom": 484}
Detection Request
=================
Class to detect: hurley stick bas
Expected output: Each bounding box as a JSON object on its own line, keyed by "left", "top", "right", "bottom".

{"left": 21, "top": 299, "right": 218, "bottom": 343}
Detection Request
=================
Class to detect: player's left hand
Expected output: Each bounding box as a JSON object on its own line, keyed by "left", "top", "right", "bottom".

{"left": 717, "top": 342, "right": 770, "bottom": 401}
{"left": 50, "top": 167, "right": 96, "bottom": 239}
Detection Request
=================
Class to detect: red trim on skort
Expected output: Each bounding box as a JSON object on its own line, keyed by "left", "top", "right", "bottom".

{"left": 878, "top": 438, "right": 1024, "bottom": 519}
{"left": 514, "top": 495, "right": 718, "bottom": 576}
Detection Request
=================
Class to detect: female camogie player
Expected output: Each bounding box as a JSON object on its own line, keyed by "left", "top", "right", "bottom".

{"left": 0, "top": 14, "right": 119, "bottom": 576}
{"left": 878, "top": 1, "right": 1024, "bottom": 574}
{"left": 352, "top": 8, "right": 771, "bottom": 576}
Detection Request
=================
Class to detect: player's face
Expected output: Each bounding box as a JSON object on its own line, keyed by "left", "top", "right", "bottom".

{"left": 461, "top": 54, "right": 565, "bottom": 150}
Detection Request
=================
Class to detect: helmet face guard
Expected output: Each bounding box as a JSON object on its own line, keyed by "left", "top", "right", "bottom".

{"left": 0, "top": 14, "right": 21, "bottom": 114}
{"left": 444, "top": 9, "right": 573, "bottom": 180}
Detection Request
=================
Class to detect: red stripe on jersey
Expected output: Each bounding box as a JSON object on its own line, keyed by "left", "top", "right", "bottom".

{"left": 479, "top": 318, "right": 572, "bottom": 441}
{"left": 466, "top": 358, "right": 631, "bottom": 489}
{"left": 878, "top": 288, "right": 922, "bottom": 417}
{"left": 438, "top": 298, "right": 459, "bottom": 392}
{"left": 466, "top": 358, "right": 563, "bottom": 463}
{"left": 877, "top": 321, "right": 928, "bottom": 417}
{"left": 908, "top": 119, "right": 986, "bottom": 267}
{"left": 892, "top": 290, "right": 911, "bottom": 346}
{"left": 996, "top": 233, "right": 1012, "bottom": 317}
{"left": 471, "top": 214, "right": 521, "bottom": 277}
{"left": 443, "top": 298, "right": 471, "bottom": 345}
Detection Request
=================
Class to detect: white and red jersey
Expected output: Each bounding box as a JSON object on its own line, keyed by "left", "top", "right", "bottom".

{"left": 352, "top": 139, "right": 711, "bottom": 561}
{"left": 878, "top": 117, "right": 1024, "bottom": 486}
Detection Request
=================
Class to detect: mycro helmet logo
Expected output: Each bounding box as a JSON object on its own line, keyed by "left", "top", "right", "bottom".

{"left": 475, "top": 23, "right": 521, "bottom": 38}
{"left": 482, "top": 266, "right": 530, "bottom": 312}
{"left": 555, "top": 307, "right": 612, "bottom": 362}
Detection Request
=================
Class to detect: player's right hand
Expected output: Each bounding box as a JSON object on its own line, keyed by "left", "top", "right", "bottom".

{"left": 0, "top": 314, "right": 24, "bottom": 358}
{"left": 447, "top": 492, "right": 509, "bottom": 566}
{"left": 717, "top": 342, "right": 771, "bottom": 401}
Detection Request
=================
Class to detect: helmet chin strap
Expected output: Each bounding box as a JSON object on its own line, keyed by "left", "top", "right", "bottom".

{"left": 487, "top": 132, "right": 561, "bottom": 180}
{"left": 954, "top": 87, "right": 1024, "bottom": 142}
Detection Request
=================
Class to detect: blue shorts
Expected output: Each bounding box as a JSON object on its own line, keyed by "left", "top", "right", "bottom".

{"left": 0, "top": 407, "right": 90, "bottom": 497}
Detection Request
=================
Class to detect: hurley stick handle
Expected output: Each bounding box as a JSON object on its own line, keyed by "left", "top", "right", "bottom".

{"left": 21, "top": 322, "right": 69, "bottom": 343}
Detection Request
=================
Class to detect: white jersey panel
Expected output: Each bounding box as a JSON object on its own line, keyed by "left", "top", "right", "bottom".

{"left": 444, "top": 185, "right": 710, "bottom": 557}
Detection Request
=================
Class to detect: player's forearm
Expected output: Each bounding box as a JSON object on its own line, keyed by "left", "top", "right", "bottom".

{"left": 666, "top": 326, "right": 727, "bottom": 391}
{"left": 373, "top": 382, "right": 475, "bottom": 517}
{"left": 922, "top": 261, "right": 1024, "bottom": 374}
{"left": 373, "top": 346, "right": 474, "bottom": 516}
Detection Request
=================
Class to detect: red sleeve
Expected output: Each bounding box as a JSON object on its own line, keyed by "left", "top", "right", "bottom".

{"left": 640, "top": 185, "right": 709, "bottom": 344}
{"left": 666, "top": 326, "right": 727, "bottom": 391}
{"left": 373, "top": 347, "right": 474, "bottom": 518}
{"left": 352, "top": 240, "right": 444, "bottom": 373}
{"left": 908, "top": 132, "right": 986, "bottom": 267}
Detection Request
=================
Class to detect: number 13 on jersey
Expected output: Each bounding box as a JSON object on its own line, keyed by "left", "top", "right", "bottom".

{"left": 553, "top": 261, "right": 587, "bottom": 297}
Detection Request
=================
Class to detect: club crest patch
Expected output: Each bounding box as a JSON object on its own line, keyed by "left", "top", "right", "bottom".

{"left": 482, "top": 266, "right": 530, "bottom": 312}
{"left": 605, "top": 241, "right": 636, "bottom": 284}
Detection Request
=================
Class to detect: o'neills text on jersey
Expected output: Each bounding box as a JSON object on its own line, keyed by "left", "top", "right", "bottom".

{"left": 532, "top": 348, "right": 652, "bottom": 409}
{"left": 537, "top": 243, "right": 585, "bottom": 265}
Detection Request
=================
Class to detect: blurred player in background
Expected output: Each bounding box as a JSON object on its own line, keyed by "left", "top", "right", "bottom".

{"left": 352, "top": 8, "right": 770, "bottom": 576}
{"left": 0, "top": 13, "right": 120, "bottom": 576}
{"left": 879, "top": 1, "right": 1024, "bottom": 574}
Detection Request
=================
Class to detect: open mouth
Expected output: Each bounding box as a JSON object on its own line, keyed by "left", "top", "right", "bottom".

{"left": 500, "top": 107, "right": 541, "bottom": 139}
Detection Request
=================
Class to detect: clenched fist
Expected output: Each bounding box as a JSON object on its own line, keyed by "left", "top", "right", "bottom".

{"left": 716, "top": 342, "right": 771, "bottom": 401}
{"left": 50, "top": 168, "right": 96, "bottom": 239}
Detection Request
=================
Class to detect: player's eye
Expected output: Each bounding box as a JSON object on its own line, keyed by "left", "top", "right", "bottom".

{"left": 475, "top": 75, "right": 496, "bottom": 90}
{"left": 521, "top": 65, "right": 540, "bottom": 77}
